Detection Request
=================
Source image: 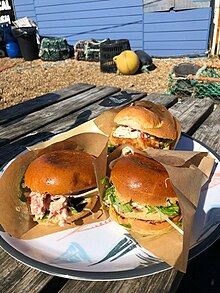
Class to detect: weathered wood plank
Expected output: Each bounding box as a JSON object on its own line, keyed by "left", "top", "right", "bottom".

{"left": 58, "top": 269, "right": 179, "bottom": 293}
{"left": 0, "top": 83, "right": 95, "bottom": 125}
{"left": 192, "top": 104, "right": 220, "bottom": 156}
{"left": 36, "top": 90, "right": 147, "bottom": 134}
{"left": 0, "top": 249, "right": 54, "bottom": 292}
{"left": 142, "top": 93, "right": 178, "bottom": 108}
{"left": 169, "top": 97, "right": 214, "bottom": 135}
{"left": 0, "top": 86, "right": 120, "bottom": 147}
{"left": 0, "top": 132, "right": 52, "bottom": 167}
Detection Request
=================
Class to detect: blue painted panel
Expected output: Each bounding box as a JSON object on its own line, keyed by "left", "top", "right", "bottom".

{"left": 35, "top": 0, "right": 140, "bottom": 10}
{"left": 13, "top": 0, "right": 143, "bottom": 50}
{"left": 14, "top": 11, "right": 37, "bottom": 20}
{"left": 40, "top": 24, "right": 142, "bottom": 35}
{"left": 13, "top": 0, "right": 37, "bottom": 21}
{"left": 144, "top": 8, "right": 211, "bottom": 23}
{"left": 14, "top": 0, "right": 34, "bottom": 5}
{"left": 146, "top": 49, "right": 207, "bottom": 57}
{"left": 144, "top": 20, "right": 211, "bottom": 32}
{"left": 15, "top": 5, "right": 36, "bottom": 13}
{"left": 145, "top": 40, "right": 208, "bottom": 50}
{"left": 40, "top": 30, "right": 142, "bottom": 41}
{"left": 34, "top": 0, "right": 143, "bottom": 49}
{"left": 35, "top": 0, "right": 139, "bottom": 6}
{"left": 144, "top": 8, "right": 211, "bottom": 57}
{"left": 144, "top": 30, "right": 209, "bottom": 41}
{"left": 36, "top": 7, "right": 142, "bottom": 20}
{"left": 37, "top": 15, "right": 142, "bottom": 28}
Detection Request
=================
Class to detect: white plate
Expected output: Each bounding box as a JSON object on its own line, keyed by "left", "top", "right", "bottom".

{"left": 0, "top": 134, "right": 220, "bottom": 281}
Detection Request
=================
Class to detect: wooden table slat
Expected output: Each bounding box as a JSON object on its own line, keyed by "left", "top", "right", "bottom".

{"left": 36, "top": 89, "right": 147, "bottom": 135}
{"left": 0, "top": 132, "right": 53, "bottom": 167}
{"left": 0, "top": 249, "right": 53, "bottom": 292}
{"left": 0, "top": 83, "right": 95, "bottom": 125}
{"left": 0, "top": 89, "right": 147, "bottom": 166}
{"left": 169, "top": 97, "right": 214, "bottom": 135}
{"left": 193, "top": 104, "right": 220, "bottom": 155}
{"left": 142, "top": 93, "right": 178, "bottom": 108}
{"left": 58, "top": 269, "right": 179, "bottom": 293}
{"left": 0, "top": 86, "right": 120, "bottom": 146}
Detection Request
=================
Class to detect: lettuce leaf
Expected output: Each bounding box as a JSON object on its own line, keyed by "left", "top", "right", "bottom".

{"left": 19, "top": 177, "right": 31, "bottom": 202}
{"left": 145, "top": 204, "right": 180, "bottom": 217}
{"left": 163, "top": 139, "right": 174, "bottom": 148}
{"left": 101, "top": 177, "right": 133, "bottom": 213}
{"left": 110, "top": 194, "right": 133, "bottom": 213}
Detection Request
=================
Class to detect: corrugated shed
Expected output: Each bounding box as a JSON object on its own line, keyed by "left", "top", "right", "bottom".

{"left": 13, "top": 0, "right": 212, "bottom": 57}
{"left": 143, "top": 8, "right": 212, "bottom": 57}
{"left": 14, "top": 0, "right": 143, "bottom": 51}
{"left": 13, "top": 0, "right": 37, "bottom": 22}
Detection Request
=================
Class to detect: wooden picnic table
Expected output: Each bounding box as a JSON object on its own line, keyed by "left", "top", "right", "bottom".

{"left": 0, "top": 83, "right": 219, "bottom": 293}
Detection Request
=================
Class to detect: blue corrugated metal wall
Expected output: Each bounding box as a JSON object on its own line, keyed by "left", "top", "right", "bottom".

{"left": 13, "top": 0, "right": 212, "bottom": 57}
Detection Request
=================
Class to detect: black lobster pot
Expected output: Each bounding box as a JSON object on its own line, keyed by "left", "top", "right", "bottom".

{"left": 100, "top": 39, "right": 131, "bottom": 73}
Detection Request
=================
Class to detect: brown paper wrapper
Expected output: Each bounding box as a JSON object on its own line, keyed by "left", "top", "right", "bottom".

{"left": 0, "top": 132, "right": 109, "bottom": 240}
{"left": 104, "top": 145, "right": 215, "bottom": 272}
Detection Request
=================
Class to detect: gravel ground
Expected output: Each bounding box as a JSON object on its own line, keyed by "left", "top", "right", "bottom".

{"left": 0, "top": 56, "right": 218, "bottom": 110}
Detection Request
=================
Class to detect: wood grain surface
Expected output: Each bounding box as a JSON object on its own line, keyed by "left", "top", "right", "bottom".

{"left": 0, "top": 85, "right": 120, "bottom": 146}
{"left": 0, "top": 83, "right": 95, "bottom": 125}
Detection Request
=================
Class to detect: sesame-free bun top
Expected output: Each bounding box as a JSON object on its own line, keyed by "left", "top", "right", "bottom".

{"left": 110, "top": 153, "right": 176, "bottom": 206}
{"left": 113, "top": 102, "right": 177, "bottom": 139}
{"left": 24, "top": 150, "right": 96, "bottom": 195}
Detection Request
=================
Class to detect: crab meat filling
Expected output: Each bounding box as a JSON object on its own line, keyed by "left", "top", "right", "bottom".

{"left": 28, "top": 192, "right": 89, "bottom": 226}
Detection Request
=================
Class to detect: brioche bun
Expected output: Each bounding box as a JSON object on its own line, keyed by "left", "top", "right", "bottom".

{"left": 24, "top": 150, "right": 98, "bottom": 226}
{"left": 114, "top": 103, "right": 177, "bottom": 139}
{"left": 107, "top": 153, "right": 181, "bottom": 235}
{"left": 24, "top": 150, "right": 96, "bottom": 195}
{"left": 109, "top": 102, "right": 180, "bottom": 151}
{"left": 110, "top": 153, "right": 177, "bottom": 206}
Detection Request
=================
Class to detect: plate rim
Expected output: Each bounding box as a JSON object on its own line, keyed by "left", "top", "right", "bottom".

{"left": 1, "top": 133, "right": 220, "bottom": 281}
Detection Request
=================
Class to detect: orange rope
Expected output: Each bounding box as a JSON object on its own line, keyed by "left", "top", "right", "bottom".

{"left": 0, "top": 65, "right": 13, "bottom": 72}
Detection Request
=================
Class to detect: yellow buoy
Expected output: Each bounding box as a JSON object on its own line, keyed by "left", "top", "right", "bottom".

{"left": 113, "top": 50, "right": 140, "bottom": 75}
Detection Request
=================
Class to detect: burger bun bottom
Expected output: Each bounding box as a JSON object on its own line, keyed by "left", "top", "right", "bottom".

{"left": 109, "top": 205, "right": 180, "bottom": 236}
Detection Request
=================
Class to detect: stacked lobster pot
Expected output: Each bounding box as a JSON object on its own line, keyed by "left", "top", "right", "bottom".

{"left": 74, "top": 38, "right": 109, "bottom": 62}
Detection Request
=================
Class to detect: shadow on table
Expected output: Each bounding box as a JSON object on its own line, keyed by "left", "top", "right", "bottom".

{"left": 176, "top": 237, "right": 220, "bottom": 293}
{"left": 0, "top": 131, "right": 53, "bottom": 167}
{"left": 0, "top": 92, "right": 62, "bottom": 126}
{"left": 98, "top": 91, "right": 134, "bottom": 107}
{"left": 175, "top": 134, "right": 194, "bottom": 151}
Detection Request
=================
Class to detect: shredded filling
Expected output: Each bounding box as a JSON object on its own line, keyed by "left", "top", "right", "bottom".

{"left": 26, "top": 192, "right": 90, "bottom": 226}
{"left": 112, "top": 125, "right": 174, "bottom": 149}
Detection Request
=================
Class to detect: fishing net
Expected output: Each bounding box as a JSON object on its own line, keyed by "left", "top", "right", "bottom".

{"left": 167, "top": 63, "right": 220, "bottom": 100}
